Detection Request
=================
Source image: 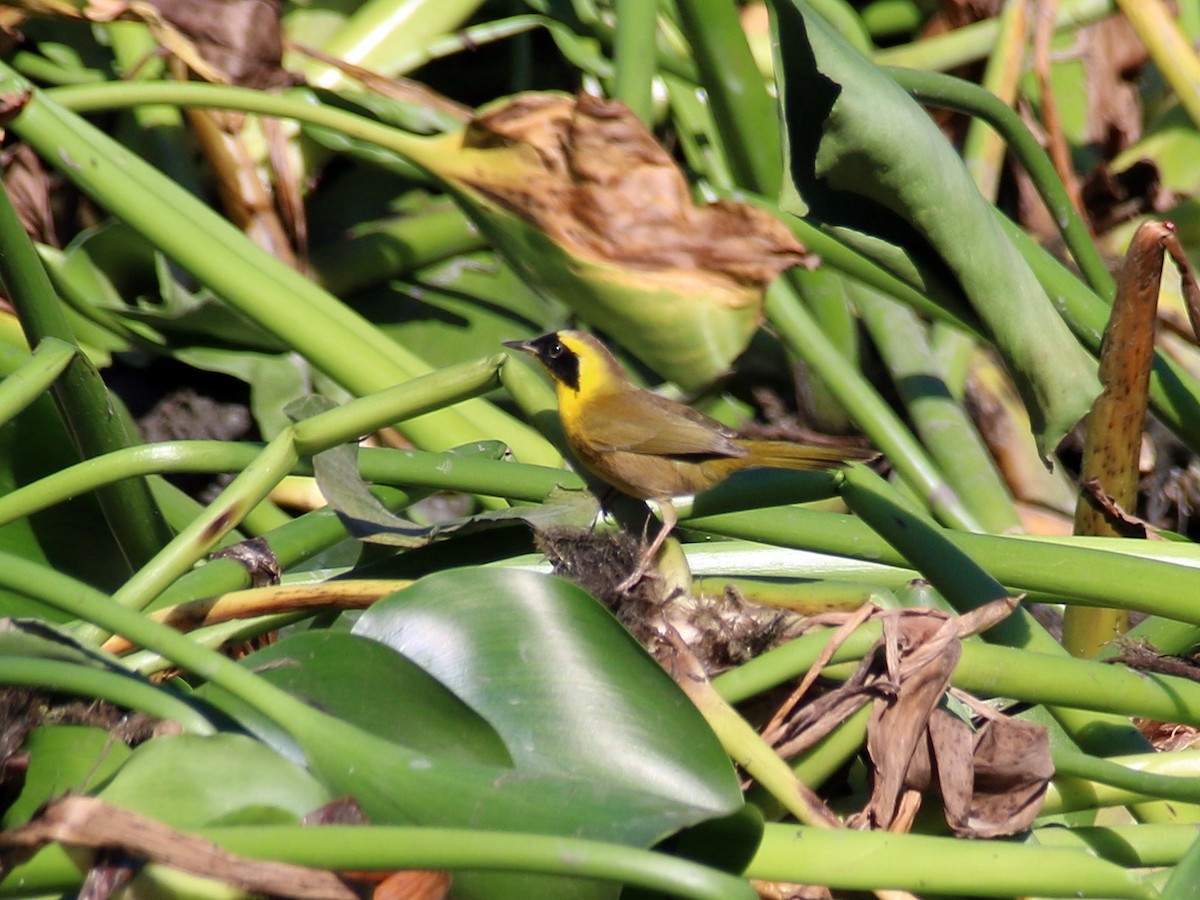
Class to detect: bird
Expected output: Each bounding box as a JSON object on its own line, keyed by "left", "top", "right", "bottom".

{"left": 504, "top": 330, "right": 876, "bottom": 590}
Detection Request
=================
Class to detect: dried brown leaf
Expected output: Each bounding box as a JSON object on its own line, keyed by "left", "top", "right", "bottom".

{"left": 1075, "top": 219, "right": 1169, "bottom": 539}
{"left": 1, "top": 144, "right": 56, "bottom": 246}
{"left": 960, "top": 714, "right": 1052, "bottom": 836}
{"left": 1079, "top": 476, "right": 1165, "bottom": 539}
{"left": 0, "top": 795, "right": 359, "bottom": 899}
{"left": 856, "top": 613, "right": 962, "bottom": 830}
{"left": 145, "top": 0, "right": 287, "bottom": 88}
{"left": 461, "top": 93, "right": 813, "bottom": 287}
{"left": 781, "top": 601, "right": 1052, "bottom": 837}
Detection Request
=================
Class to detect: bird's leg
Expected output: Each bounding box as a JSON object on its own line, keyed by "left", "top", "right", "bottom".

{"left": 615, "top": 500, "right": 677, "bottom": 593}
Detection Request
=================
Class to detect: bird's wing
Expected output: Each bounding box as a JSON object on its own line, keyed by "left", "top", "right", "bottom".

{"left": 578, "top": 390, "right": 748, "bottom": 458}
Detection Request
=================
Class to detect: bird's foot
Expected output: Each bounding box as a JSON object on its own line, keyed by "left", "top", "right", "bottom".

{"left": 614, "top": 561, "right": 660, "bottom": 594}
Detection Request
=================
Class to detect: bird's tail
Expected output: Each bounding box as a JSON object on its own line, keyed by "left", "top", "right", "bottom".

{"left": 734, "top": 439, "right": 878, "bottom": 471}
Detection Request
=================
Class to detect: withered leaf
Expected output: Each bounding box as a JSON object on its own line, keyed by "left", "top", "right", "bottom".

{"left": 958, "top": 712, "right": 1052, "bottom": 837}
{"left": 777, "top": 600, "right": 1049, "bottom": 838}
{"left": 859, "top": 612, "right": 961, "bottom": 829}
{"left": 1079, "top": 476, "right": 1164, "bottom": 540}
{"left": 462, "top": 92, "right": 814, "bottom": 286}
{"left": 128, "top": 0, "right": 287, "bottom": 87}
{"left": 1, "top": 144, "right": 57, "bottom": 246}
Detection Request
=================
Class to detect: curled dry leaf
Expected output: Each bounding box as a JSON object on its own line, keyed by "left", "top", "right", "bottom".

{"left": 462, "top": 93, "right": 812, "bottom": 283}
{"left": 147, "top": 0, "right": 288, "bottom": 88}
{"left": 420, "top": 92, "right": 814, "bottom": 389}
{"left": 1, "top": 144, "right": 56, "bottom": 246}
{"left": 80, "top": 0, "right": 287, "bottom": 87}
{"left": 769, "top": 599, "right": 1051, "bottom": 838}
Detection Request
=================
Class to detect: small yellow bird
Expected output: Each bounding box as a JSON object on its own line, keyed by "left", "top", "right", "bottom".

{"left": 505, "top": 330, "right": 875, "bottom": 587}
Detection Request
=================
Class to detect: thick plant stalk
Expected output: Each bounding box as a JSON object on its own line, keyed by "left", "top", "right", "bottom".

{"left": 674, "top": 0, "right": 781, "bottom": 194}
{"left": 855, "top": 286, "right": 1021, "bottom": 534}
{"left": 1115, "top": 0, "right": 1200, "bottom": 133}
{"left": 1063, "top": 222, "right": 1182, "bottom": 656}
{"left": 613, "top": 0, "right": 659, "bottom": 124}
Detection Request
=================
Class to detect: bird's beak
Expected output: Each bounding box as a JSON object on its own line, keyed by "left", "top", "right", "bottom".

{"left": 502, "top": 339, "right": 535, "bottom": 355}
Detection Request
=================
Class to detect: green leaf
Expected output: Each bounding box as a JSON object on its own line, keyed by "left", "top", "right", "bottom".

{"left": 353, "top": 568, "right": 744, "bottom": 811}
{"left": 173, "top": 346, "right": 311, "bottom": 440}
{"left": 199, "top": 630, "right": 512, "bottom": 768}
{"left": 353, "top": 250, "right": 563, "bottom": 367}
{"left": 0, "top": 391, "right": 131, "bottom": 604}
{"left": 97, "top": 733, "right": 331, "bottom": 827}
{"left": 3, "top": 726, "right": 131, "bottom": 828}
{"left": 769, "top": 0, "right": 1099, "bottom": 452}
{"left": 1162, "top": 825, "right": 1200, "bottom": 899}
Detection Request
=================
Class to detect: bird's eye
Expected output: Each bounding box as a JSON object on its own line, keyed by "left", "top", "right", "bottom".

{"left": 548, "top": 341, "right": 565, "bottom": 358}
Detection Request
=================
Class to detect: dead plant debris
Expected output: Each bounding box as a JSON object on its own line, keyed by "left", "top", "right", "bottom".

{"left": 0, "top": 795, "right": 360, "bottom": 900}
{"left": 537, "top": 524, "right": 1053, "bottom": 840}
{"left": 771, "top": 601, "right": 1051, "bottom": 838}
{"left": 535, "top": 525, "right": 802, "bottom": 673}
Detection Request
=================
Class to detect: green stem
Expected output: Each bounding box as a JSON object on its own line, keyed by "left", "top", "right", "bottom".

{"left": 0, "top": 658, "right": 215, "bottom": 735}
{"left": 1034, "top": 822, "right": 1200, "bottom": 867}
{"left": 689, "top": 501, "right": 1200, "bottom": 626}
{"left": 674, "top": 0, "right": 781, "bottom": 193}
{"left": 0, "top": 440, "right": 574, "bottom": 529}
{"left": 103, "top": 433, "right": 300, "bottom": 616}
{"left": 1054, "top": 746, "right": 1200, "bottom": 806}
{"left": 766, "top": 283, "right": 985, "bottom": 532}
{"left": 872, "top": 0, "right": 1114, "bottom": 70}
{"left": 746, "top": 192, "right": 985, "bottom": 337}
{"left": 0, "top": 353, "right": 531, "bottom": 527}
{"left": 0, "top": 170, "right": 171, "bottom": 571}
{"left": 0, "top": 337, "right": 75, "bottom": 427}
{"left": 291, "top": 353, "right": 506, "bottom": 454}
{"left": 4, "top": 824, "right": 756, "bottom": 900}
{"left": 16, "top": 73, "right": 554, "bottom": 465}
{"left": 0, "top": 547, "right": 327, "bottom": 740}
{"left": 613, "top": 0, "right": 660, "bottom": 124}
{"left": 887, "top": 65, "right": 1114, "bottom": 299}
{"left": 790, "top": 267, "right": 857, "bottom": 432}
{"left": 854, "top": 286, "right": 1021, "bottom": 533}
{"left": 748, "top": 822, "right": 1156, "bottom": 898}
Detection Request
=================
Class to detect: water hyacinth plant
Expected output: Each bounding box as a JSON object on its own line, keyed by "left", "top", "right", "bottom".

{"left": 4, "top": 1, "right": 1200, "bottom": 897}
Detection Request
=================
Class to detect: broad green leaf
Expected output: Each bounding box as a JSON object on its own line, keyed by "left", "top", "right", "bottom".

{"left": 200, "top": 630, "right": 512, "bottom": 768}
{"left": 353, "top": 568, "right": 744, "bottom": 810}
{"left": 769, "top": 0, "right": 1099, "bottom": 452}
{"left": 98, "top": 733, "right": 330, "bottom": 827}
{"left": 0, "top": 392, "right": 130, "bottom": 603}
{"left": 173, "top": 346, "right": 311, "bottom": 440}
